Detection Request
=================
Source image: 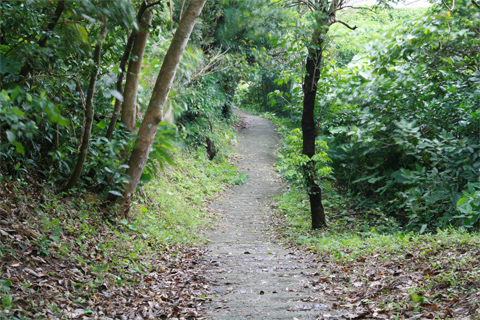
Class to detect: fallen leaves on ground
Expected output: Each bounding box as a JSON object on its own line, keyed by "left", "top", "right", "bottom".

{"left": 232, "top": 116, "right": 248, "bottom": 132}
{"left": 284, "top": 244, "right": 480, "bottom": 319}
{"left": 0, "top": 182, "right": 212, "bottom": 319}
{"left": 270, "top": 200, "right": 480, "bottom": 319}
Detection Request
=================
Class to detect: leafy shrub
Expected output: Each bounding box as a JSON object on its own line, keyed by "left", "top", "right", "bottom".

{"left": 319, "top": 3, "right": 480, "bottom": 230}
{"left": 277, "top": 128, "right": 332, "bottom": 191}
{"left": 456, "top": 183, "right": 480, "bottom": 229}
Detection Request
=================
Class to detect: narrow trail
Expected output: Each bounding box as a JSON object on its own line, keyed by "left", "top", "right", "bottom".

{"left": 202, "top": 110, "right": 347, "bottom": 319}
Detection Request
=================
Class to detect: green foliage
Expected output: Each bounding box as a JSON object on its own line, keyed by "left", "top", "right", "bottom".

{"left": 0, "top": 1, "right": 138, "bottom": 193}
{"left": 139, "top": 123, "right": 177, "bottom": 188}
{"left": 0, "top": 0, "right": 241, "bottom": 202}
{"left": 328, "top": 7, "right": 427, "bottom": 67}
{"left": 176, "top": 75, "right": 236, "bottom": 153}
{"left": 275, "top": 187, "right": 401, "bottom": 239}
{"left": 232, "top": 172, "right": 249, "bottom": 185}
{"left": 456, "top": 183, "right": 480, "bottom": 228}
{"left": 239, "top": 1, "right": 479, "bottom": 232}
{"left": 274, "top": 186, "right": 480, "bottom": 259}
{"left": 277, "top": 128, "right": 332, "bottom": 190}
{"left": 0, "top": 87, "right": 68, "bottom": 177}
{"left": 1, "top": 280, "right": 13, "bottom": 310}
{"left": 315, "top": 2, "right": 480, "bottom": 230}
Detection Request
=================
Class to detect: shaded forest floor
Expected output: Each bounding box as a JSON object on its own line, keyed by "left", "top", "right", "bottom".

{"left": 0, "top": 183, "right": 214, "bottom": 320}
{"left": 0, "top": 120, "right": 242, "bottom": 320}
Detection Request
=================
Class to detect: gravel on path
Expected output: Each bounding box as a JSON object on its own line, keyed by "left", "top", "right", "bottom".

{"left": 203, "top": 110, "right": 349, "bottom": 320}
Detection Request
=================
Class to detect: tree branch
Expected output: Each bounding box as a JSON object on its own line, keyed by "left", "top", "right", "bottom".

{"left": 284, "top": 0, "right": 317, "bottom": 11}
{"left": 472, "top": 0, "right": 480, "bottom": 9}
{"left": 179, "top": 0, "right": 186, "bottom": 20}
{"left": 138, "top": 1, "right": 162, "bottom": 21}
{"left": 269, "top": 50, "right": 287, "bottom": 57}
{"left": 441, "top": 0, "right": 455, "bottom": 10}
{"left": 332, "top": 19, "right": 357, "bottom": 30}
{"left": 178, "top": 46, "right": 233, "bottom": 87}
{"left": 145, "top": 0, "right": 162, "bottom": 9}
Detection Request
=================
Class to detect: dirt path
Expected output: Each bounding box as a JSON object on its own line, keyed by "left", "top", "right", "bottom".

{"left": 202, "top": 110, "right": 348, "bottom": 319}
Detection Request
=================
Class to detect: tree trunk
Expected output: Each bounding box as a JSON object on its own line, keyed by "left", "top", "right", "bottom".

{"left": 17, "top": 0, "right": 66, "bottom": 80}
{"left": 302, "top": 33, "right": 326, "bottom": 229}
{"left": 309, "top": 178, "right": 325, "bottom": 228}
{"left": 121, "top": 10, "right": 153, "bottom": 132}
{"left": 105, "top": 31, "right": 136, "bottom": 141}
{"left": 64, "top": 19, "right": 108, "bottom": 191}
{"left": 105, "top": 1, "right": 151, "bottom": 141}
{"left": 121, "top": 0, "right": 207, "bottom": 217}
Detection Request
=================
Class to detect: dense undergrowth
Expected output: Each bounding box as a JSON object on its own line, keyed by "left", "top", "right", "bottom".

{"left": 0, "top": 121, "right": 241, "bottom": 319}
{"left": 0, "top": 0, "right": 246, "bottom": 210}
{"left": 272, "top": 186, "right": 480, "bottom": 319}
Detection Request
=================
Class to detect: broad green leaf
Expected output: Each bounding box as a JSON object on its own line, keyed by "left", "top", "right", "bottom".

{"left": 6, "top": 130, "right": 15, "bottom": 142}
{"left": 0, "top": 90, "right": 10, "bottom": 101}
{"left": 411, "top": 294, "right": 425, "bottom": 303}
{"left": 10, "top": 86, "right": 20, "bottom": 101}
{"left": 96, "top": 120, "right": 107, "bottom": 130}
{"left": 71, "top": 22, "right": 89, "bottom": 43}
{"left": 108, "top": 190, "right": 123, "bottom": 197}
{"left": 457, "top": 197, "right": 468, "bottom": 207}
{"left": 419, "top": 224, "right": 427, "bottom": 234}
{"left": 12, "top": 142, "right": 25, "bottom": 155}
{"left": 110, "top": 90, "right": 123, "bottom": 101}
{"left": 9, "top": 108, "right": 24, "bottom": 118}
{"left": 0, "top": 55, "right": 22, "bottom": 75}
{"left": 44, "top": 102, "right": 68, "bottom": 126}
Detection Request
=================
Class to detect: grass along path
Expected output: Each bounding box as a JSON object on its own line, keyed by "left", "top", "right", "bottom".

{"left": 273, "top": 189, "right": 480, "bottom": 320}
{"left": 0, "top": 120, "right": 242, "bottom": 319}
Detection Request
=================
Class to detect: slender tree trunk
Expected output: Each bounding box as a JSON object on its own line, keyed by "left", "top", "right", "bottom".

{"left": 309, "top": 180, "right": 324, "bottom": 228}
{"left": 105, "top": 1, "right": 150, "bottom": 141}
{"left": 302, "top": 32, "right": 326, "bottom": 229}
{"left": 17, "top": 0, "right": 66, "bottom": 80}
{"left": 105, "top": 31, "right": 136, "bottom": 141}
{"left": 121, "top": 0, "right": 207, "bottom": 217}
{"left": 64, "top": 19, "right": 108, "bottom": 191}
{"left": 121, "top": 10, "right": 153, "bottom": 132}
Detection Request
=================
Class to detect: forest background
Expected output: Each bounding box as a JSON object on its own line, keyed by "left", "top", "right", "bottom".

{"left": 0, "top": 0, "right": 480, "bottom": 318}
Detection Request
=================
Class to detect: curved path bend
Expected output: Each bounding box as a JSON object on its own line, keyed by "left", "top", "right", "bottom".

{"left": 203, "top": 110, "right": 348, "bottom": 320}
